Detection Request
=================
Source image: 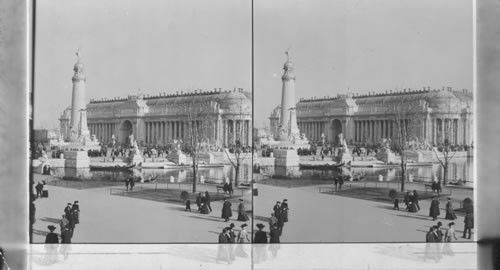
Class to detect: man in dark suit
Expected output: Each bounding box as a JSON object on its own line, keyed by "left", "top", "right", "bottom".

{"left": 205, "top": 191, "right": 212, "bottom": 212}
{"left": 64, "top": 203, "right": 72, "bottom": 217}
{"left": 71, "top": 201, "right": 80, "bottom": 224}
{"left": 273, "top": 201, "right": 281, "bottom": 217}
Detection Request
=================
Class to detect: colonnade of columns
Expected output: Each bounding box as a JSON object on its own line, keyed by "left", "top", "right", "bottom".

{"left": 297, "top": 121, "right": 327, "bottom": 142}
{"left": 88, "top": 122, "right": 116, "bottom": 143}
{"left": 221, "top": 119, "right": 251, "bottom": 146}
{"left": 354, "top": 119, "right": 394, "bottom": 144}
{"left": 144, "top": 120, "right": 187, "bottom": 145}
{"left": 351, "top": 117, "right": 471, "bottom": 145}
{"left": 430, "top": 118, "right": 471, "bottom": 145}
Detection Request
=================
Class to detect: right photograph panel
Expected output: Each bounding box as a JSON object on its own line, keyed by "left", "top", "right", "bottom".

{"left": 253, "top": 0, "right": 474, "bottom": 242}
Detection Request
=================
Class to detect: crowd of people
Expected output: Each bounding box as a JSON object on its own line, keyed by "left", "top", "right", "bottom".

{"left": 44, "top": 201, "right": 81, "bottom": 244}
{"left": 251, "top": 199, "right": 289, "bottom": 244}
{"left": 216, "top": 223, "right": 251, "bottom": 264}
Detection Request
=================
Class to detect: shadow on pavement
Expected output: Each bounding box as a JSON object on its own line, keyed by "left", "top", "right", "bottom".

{"left": 40, "top": 217, "right": 61, "bottom": 224}
{"left": 395, "top": 214, "right": 433, "bottom": 221}
{"left": 182, "top": 214, "right": 225, "bottom": 222}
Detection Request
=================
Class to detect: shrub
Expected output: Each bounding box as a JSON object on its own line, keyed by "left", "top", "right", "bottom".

{"left": 463, "top": 197, "right": 473, "bottom": 213}
{"left": 388, "top": 189, "right": 397, "bottom": 200}
{"left": 180, "top": 190, "right": 189, "bottom": 201}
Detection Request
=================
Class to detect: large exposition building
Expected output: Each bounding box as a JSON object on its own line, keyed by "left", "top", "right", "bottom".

{"left": 270, "top": 88, "right": 473, "bottom": 146}
{"left": 61, "top": 89, "right": 252, "bottom": 147}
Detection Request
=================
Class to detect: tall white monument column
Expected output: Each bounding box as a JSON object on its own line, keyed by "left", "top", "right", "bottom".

{"left": 277, "top": 50, "right": 300, "bottom": 141}
{"left": 70, "top": 50, "right": 87, "bottom": 141}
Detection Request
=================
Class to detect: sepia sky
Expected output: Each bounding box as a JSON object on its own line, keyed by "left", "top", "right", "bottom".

{"left": 254, "top": 0, "right": 473, "bottom": 128}
{"left": 34, "top": 0, "right": 251, "bottom": 129}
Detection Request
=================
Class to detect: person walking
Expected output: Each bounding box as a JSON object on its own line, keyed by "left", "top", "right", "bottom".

{"left": 185, "top": 199, "right": 191, "bottom": 212}
{"left": 462, "top": 211, "right": 473, "bottom": 239}
{"left": 404, "top": 192, "right": 410, "bottom": 211}
{"left": 125, "top": 179, "right": 130, "bottom": 191}
{"left": 413, "top": 190, "right": 421, "bottom": 211}
{"left": 221, "top": 198, "right": 232, "bottom": 222}
{"left": 445, "top": 222, "right": 458, "bottom": 242}
{"left": 45, "top": 225, "right": 59, "bottom": 244}
{"left": 235, "top": 224, "right": 250, "bottom": 258}
{"left": 64, "top": 203, "right": 72, "bottom": 217}
{"left": 254, "top": 224, "right": 268, "bottom": 243}
{"left": 269, "top": 213, "right": 278, "bottom": 230}
{"left": 71, "top": 201, "right": 80, "bottom": 224}
{"left": 237, "top": 224, "right": 250, "bottom": 243}
{"left": 205, "top": 191, "right": 212, "bottom": 212}
{"left": 216, "top": 228, "right": 231, "bottom": 264}
{"left": 429, "top": 197, "right": 440, "bottom": 220}
{"left": 269, "top": 226, "right": 280, "bottom": 243}
{"left": 408, "top": 192, "right": 418, "bottom": 213}
{"left": 281, "top": 199, "right": 289, "bottom": 223}
{"left": 59, "top": 214, "right": 69, "bottom": 235}
{"left": 435, "top": 222, "right": 444, "bottom": 242}
{"left": 237, "top": 199, "right": 249, "bottom": 221}
{"left": 35, "top": 182, "right": 44, "bottom": 198}
{"left": 195, "top": 193, "right": 202, "bottom": 212}
{"left": 445, "top": 198, "right": 457, "bottom": 220}
{"left": 273, "top": 201, "right": 281, "bottom": 217}
{"left": 129, "top": 177, "right": 135, "bottom": 191}
{"left": 426, "top": 226, "right": 437, "bottom": 242}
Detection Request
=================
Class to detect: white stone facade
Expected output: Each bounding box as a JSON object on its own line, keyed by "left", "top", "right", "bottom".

{"left": 60, "top": 89, "right": 252, "bottom": 147}
{"left": 271, "top": 88, "right": 473, "bottom": 146}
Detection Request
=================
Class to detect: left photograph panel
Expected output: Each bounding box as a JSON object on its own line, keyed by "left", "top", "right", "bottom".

{"left": 30, "top": 0, "right": 253, "bottom": 243}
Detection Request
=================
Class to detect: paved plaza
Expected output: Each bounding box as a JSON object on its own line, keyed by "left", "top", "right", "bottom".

{"left": 254, "top": 175, "right": 474, "bottom": 243}
{"left": 32, "top": 174, "right": 252, "bottom": 243}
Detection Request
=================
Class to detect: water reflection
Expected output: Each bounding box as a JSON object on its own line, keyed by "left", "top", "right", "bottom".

{"left": 49, "top": 164, "right": 252, "bottom": 184}
{"left": 261, "top": 158, "right": 473, "bottom": 187}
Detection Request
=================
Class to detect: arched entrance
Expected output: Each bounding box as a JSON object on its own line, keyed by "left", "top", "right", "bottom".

{"left": 119, "top": 120, "right": 133, "bottom": 145}
{"left": 329, "top": 119, "right": 342, "bottom": 145}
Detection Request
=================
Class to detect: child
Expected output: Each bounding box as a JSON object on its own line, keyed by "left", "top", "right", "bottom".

{"left": 185, "top": 199, "right": 191, "bottom": 212}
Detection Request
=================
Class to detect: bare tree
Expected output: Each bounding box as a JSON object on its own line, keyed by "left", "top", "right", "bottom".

{"left": 181, "top": 99, "right": 212, "bottom": 193}
{"left": 222, "top": 122, "right": 250, "bottom": 187}
{"left": 384, "top": 96, "right": 424, "bottom": 192}
{"left": 432, "top": 95, "right": 459, "bottom": 186}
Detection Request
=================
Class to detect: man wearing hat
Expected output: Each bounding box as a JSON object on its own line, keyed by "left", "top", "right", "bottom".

{"left": 273, "top": 201, "right": 281, "bottom": 217}
{"left": 237, "top": 199, "right": 248, "bottom": 221}
{"left": 254, "top": 224, "right": 268, "bottom": 243}
{"left": 45, "top": 225, "right": 59, "bottom": 244}
{"left": 221, "top": 197, "right": 232, "bottom": 222}
{"left": 281, "top": 199, "right": 289, "bottom": 223}
{"left": 216, "top": 228, "right": 231, "bottom": 264}
{"left": 64, "top": 203, "right": 72, "bottom": 218}
{"left": 71, "top": 201, "right": 80, "bottom": 224}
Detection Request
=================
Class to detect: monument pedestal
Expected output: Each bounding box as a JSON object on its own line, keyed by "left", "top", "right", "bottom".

{"left": 128, "top": 151, "right": 143, "bottom": 165}
{"left": 274, "top": 149, "right": 300, "bottom": 167}
{"left": 376, "top": 150, "right": 397, "bottom": 164}
{"left": 64, "top": 151, "right": 90, "bottom": 168}
{"left": 339, "top": 152, "right": 353, "bottom": 164}
{"left": 273, "top": 148, "right": 302, "bottom": 178}
{"left": 406, "top": 151, "right": 424, "bottom": 162}
{"left": 167, "top": 151, "right": 188, "bottom": 165}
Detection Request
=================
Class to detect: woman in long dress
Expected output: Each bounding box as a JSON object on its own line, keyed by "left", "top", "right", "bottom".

{"left": 237, "top": 200, "right": 248, "bottom": 221}
{"left": 235, "top": 224, "right": 250, "bottom": 257}
{"left": 445, "top": 198, "right": 457, "bottom": 220}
